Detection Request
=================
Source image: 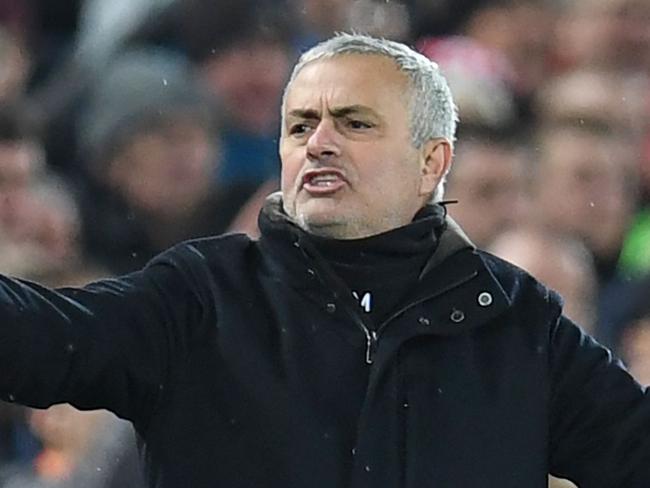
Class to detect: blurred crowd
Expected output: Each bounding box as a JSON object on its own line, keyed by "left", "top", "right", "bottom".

{"left": 0, "top": 0, "right": 649, "bottom": 486}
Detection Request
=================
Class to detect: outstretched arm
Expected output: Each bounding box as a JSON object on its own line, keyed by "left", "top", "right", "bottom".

{"left": 0, "top": 246, "right": 205, "bottom": 427}
{"left": 549, "top": 315, "right": 650, "bottom": 487}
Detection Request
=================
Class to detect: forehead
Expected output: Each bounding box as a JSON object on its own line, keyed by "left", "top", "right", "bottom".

{"left": 283, "top": 54, "right": 409, "bottom": 113}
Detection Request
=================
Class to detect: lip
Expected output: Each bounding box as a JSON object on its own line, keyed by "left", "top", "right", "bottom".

{"left": 301, "top": 168, "right": 347, "bottom": 195}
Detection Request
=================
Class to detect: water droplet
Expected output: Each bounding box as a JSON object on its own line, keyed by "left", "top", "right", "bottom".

{"left": 437, "top": 387, "right": 443, "bottom": 394}
{"left": 66, "top": 343, "right": 75, "bottom": 353}
{"left": 162, "top": 78, "right": 168, "bottom": 86}
{"left": 589, "top": 201, "right": 595, "bottom": 207}
{"left": 7, "top": 393, "right": 15, "bottom": 402}
{"left": 351, "top": 448, "right": 357, "bottom": 455}
{"left": 364, "top": 465, "right": 371, "bottom": 472}
{"left": 402, "top": 402, "right": 409, "bottom": 408}
{"left": 96, "top": 467, "right": 102, "bottom": 472}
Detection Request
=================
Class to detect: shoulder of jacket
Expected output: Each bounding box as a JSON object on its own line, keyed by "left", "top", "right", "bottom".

{"left": 476, "top": 250, "right": 564, "bottom": 318}
{"left": 144, "top": 233, "right": 257, "bottom": 274}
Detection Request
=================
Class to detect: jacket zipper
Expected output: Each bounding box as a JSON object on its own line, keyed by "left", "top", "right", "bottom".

{"left": 364, "top": 329, "right": 378, "bottom": 365}
{"left": 362, "top": 270, "right": 479, "bottom": 365}
{"left": 299, "top": 232, "right": 479, "bottom": 365}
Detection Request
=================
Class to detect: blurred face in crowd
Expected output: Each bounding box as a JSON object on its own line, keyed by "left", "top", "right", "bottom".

{"left": 280, "top": 54, "right": 450, "bottom": 239}
{"left": 534, "top": 129, "right": 635, "bottom": 258}
{"left": 108, "top": 115, "right": 216, "bottom": 218}
{"left": 201, "top": 40, "right": 291, "bottom": 134}
{"left": 445, "top": 141, "right": 528, "bottom": 247}
{"left": 555, "top": 0, "right": 650, "bottom": 72}
{"left": 1, "top": 182, "right": 80, "bottom": 263}
{"left": 464, "top": 1, "right": 555, "bottom": 94}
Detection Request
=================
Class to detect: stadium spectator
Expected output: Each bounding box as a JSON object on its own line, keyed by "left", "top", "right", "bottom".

{"left": 461, "top": 0, "right": 558, "bottom": 118}
{"left": 553, "top": 0, "right": 650, "bottom": 74}
{"left": 418, "top": 36, "right": 518, "bottom": 132}
{"left": 179, "top": 0, "right": 295, "bottom": 187}
{"left": 0, "top": 404, "right": 143, "bottom": 488}
{"left": 444, "top": 134, "right": 529, "bottom": 248}
{"left": 531, "top": 125, "right": 637, "bottom": 289}
{"left": 77, "top": 48, "right": 258, "bottom": 273}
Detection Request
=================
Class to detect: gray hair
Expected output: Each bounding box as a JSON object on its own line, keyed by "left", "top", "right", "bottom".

{"left": 281, "top": 33, "right": 458, "bottom": 202}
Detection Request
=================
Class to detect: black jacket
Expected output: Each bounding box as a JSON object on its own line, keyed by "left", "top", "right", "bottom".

{"left": 1, "top": 195, "right": 649, "bottom": 487}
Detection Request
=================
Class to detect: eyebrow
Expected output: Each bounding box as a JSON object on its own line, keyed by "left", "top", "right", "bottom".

{"left": 287, "top": 105, "right": 380, "bottom": 120}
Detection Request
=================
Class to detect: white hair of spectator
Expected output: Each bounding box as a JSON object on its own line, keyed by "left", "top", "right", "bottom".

{"left": 281, "top": 33, "right": 458, "bottom": 202}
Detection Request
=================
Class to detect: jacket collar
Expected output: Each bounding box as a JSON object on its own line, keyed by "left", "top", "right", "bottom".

{"left": 258, "top": 192, "right": 473, "bottom": 278}
{"left": 257, "top": 193, "right": 511, "bottom": 337}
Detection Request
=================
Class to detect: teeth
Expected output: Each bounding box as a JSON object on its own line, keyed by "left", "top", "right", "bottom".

{"left": 310, "top": 174, "right": 340, "bottom": 185}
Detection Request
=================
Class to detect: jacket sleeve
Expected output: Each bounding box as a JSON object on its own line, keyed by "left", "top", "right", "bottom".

{"left": 0, "top": 245, "right": 206, "bottom": 427}
{"left": 549, "top": 314, "right": 650, "bottom": 487}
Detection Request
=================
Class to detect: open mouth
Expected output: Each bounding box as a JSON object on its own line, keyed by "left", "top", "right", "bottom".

{"left": 302, "top": 169, "right": 347, "bottom": 194}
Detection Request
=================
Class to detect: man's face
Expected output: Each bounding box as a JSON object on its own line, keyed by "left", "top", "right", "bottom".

{"left": 200, "top": 41, "right": 291, "bottom": 135}
{"left": 446, "top": 142, "right": 528, "bottom": 247}
{"left": 280, "top": 54, "right": 443, "bottom": 239}
{"left": 536, "top": 131, "right": 633, "bottom": 256}
{"left": 109, "top": 117, "right": 215, "bottom": 218}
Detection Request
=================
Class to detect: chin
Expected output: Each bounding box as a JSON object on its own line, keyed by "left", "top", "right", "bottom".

{"left": 294, "top": 208, "right": 349, "bottom": 236}
{"left": 297, "top": 209, "right": 343, "bottom": 229}
{"left": 296, "top": 198, "right": 341, "bottom": 221}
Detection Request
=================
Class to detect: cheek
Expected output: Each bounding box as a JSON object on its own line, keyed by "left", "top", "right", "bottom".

{"left": 280, "top": 148, "right": 302, "bottom": 195}
{"left": 385, "top": 159, "right": 422, "bottom": 191}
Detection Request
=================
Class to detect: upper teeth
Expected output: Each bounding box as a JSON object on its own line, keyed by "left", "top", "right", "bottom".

{"left": 311, "top": 174, "right": 339, "bottom": 184}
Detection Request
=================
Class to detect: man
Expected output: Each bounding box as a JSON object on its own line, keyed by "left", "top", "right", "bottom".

{"left": 444, "top": 134, "right": 529, "bottom": 248}
{"left": 0, "top": 33, "right": 649, "bottom": 488}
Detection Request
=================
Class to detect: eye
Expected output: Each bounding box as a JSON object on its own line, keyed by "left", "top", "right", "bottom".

{"left": 347, "top": 119, "right": 373, "bottom": 130}
{"left": 289, "top": 123, "right": 312, "bottom": 136}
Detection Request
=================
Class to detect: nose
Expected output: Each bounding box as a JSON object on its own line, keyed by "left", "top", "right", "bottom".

{"left": 306, "top": 120, "right": 341, "bottom": 163}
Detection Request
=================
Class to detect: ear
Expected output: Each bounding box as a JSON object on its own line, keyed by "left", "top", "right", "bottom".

{"left": 418, "top": 138, "right": 453, "bottom": 197}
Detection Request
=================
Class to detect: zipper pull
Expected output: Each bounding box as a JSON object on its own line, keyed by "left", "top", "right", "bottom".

{"left": 365, "top": 330, "right": 378, "bottom": 365}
